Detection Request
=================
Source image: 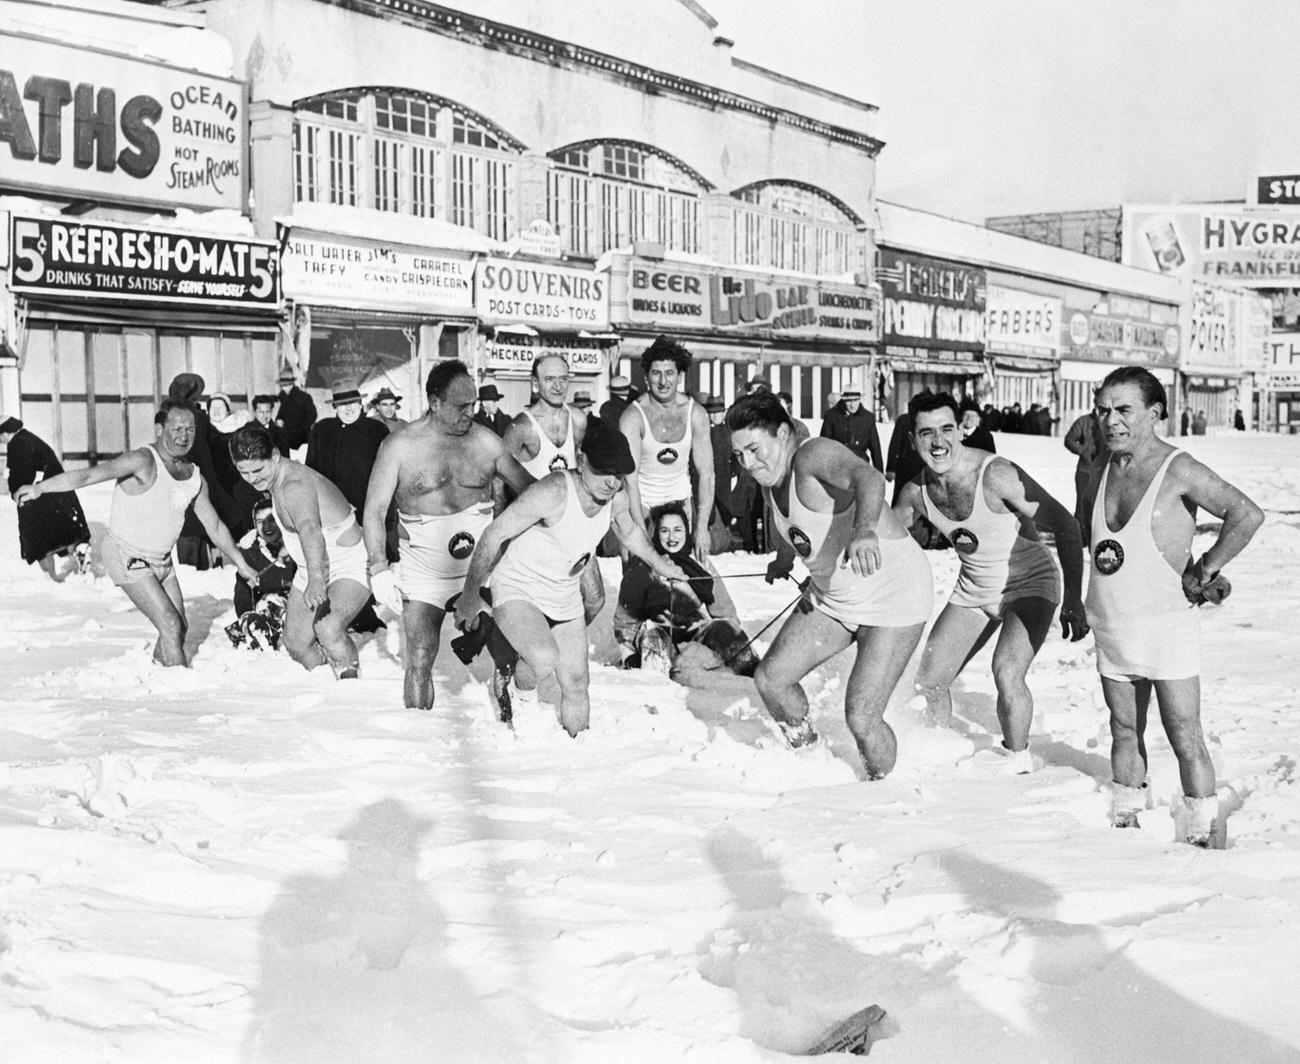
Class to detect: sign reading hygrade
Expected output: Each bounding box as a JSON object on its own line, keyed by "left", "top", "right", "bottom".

{"left": 0, "top": 32, "right": 246, "bottom": 211}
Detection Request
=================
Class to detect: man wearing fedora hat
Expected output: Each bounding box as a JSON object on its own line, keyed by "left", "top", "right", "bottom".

{"left": 306, "top": 381, "right": 389, "bottom": 517}
{"left": 472, "top": 383, "right": 510, "bottom": 438}
{"left": 368, "top": 387, "right": 406, "bottom": 433}
{"left": 599, "top": 375, "right": 634, "bottom": 430}
{"left": 275, "top": 367, "right": 317, "bottom": 452}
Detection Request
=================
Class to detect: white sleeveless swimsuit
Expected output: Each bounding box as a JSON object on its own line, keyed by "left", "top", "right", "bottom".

{"left": 634, "top": 399, "right": 693, "bottom": 508}
{"left": 108, "top": 444, "right": 200, "bottom": 559}
{"left": 921, "top": 455, "right": 1061, "bottom": 613}
{"left": 1086, "top": 451, "right": 1199, "bottom": 680}
{"left": 769, "top": 445, "right": 933, "bottom": 629}
{"left": 490, "top": 472, "right": 612, "bottom": 622}
{"left": 274, "top": 506, "right": 370, "bottom": 594}
{"left": 398, "top": 501, "right": 495, "bottom": 609}
{"left": 519, "top": 407, "right": 576, "bottom": 479}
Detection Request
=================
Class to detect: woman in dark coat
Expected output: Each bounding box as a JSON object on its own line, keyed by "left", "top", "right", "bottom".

{"left": 1, "top": 416, "right": 90, "bottom": 578}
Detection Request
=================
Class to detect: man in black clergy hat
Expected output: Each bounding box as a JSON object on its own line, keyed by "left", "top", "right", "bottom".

{"left": 473, "top": 383, "right": 511, "bottom": 437}
{"left": 275, "top": 367, "right": 318, "bottom": 451}
{"left": 305, "top": 382, "right": 390, "bottom": 515}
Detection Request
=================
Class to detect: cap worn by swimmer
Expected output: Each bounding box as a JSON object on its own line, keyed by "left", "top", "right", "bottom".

{"left": 581, "top": 420, "right": 636, "bottom": 476}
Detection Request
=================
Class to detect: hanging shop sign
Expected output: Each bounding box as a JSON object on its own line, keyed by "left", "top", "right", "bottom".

{"left": 281, "top": 231, "right": 473, "bottom": 313}
{"left": 0, "top": 32, "right": 247, "bottom": 211}
{"left": 610, "top": 258, "right": 880, "bottom": 342}
{"left": 475, "top": 257, "right": 609, "bottom": 329}
{"left": 984, "top": 285, "right": 1061, "bottom": 359}
{"left": 485, "top": 333, "right": 605, "bottom": 374}
{"left": 1063, "top": 307, "right": 1179, "bottom": 367}
{"left": 1184, "top": 282, "right": 1241, "bottom": 369}
{"left": 1254, "top": 174, "right": 1300, "bottom": 206}
{"left": 1123, "top": 204, "right": 1300, "bottom": 288}
{"left": 8, "top": 213, "right": 278, "bottom": 308}
{"left": 878, "top": 250, "right": 985, "bottom": 356}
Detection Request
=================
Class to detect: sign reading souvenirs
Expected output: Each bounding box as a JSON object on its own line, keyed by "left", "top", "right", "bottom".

{"left": 8, "top": 214, "right": 279, "bottom": 308}
{"left": 878, "top": 250, "right": 986, "bottom": 353}
{"left": 984, "top": 285, "right": 1062, "bottom": 358}
{"left": 0, "top": 32, "right": 247, "bottom": 211}
{"left": 1123, "top": 205, "right": 1300, "bottom": 288}
{"left": 485, "top": 333, "right": 605, "bottom": 374}
{"left": 475, "top": 257, "right": 609, "bottom": 330}
{"left": 1063, "top": 308, "right": 1179, "bottom": 368}
{"left": 281, "top": 232, "right": 473, "bottom": 313}
{"left": 611, "top": 258, "right": 880, "bottom": 343}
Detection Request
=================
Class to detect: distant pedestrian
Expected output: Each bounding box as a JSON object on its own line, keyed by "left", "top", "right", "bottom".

{"left": 820, "top": 388, "right": 883, "bottom": 471}
{"left": 1180, "top": 408, "right": 1190, "bottom": 436}
{"left": 1192, "top": 410, "right": 1207, "bottom": 436}
{"left": 275, "top": 368, "right": 318, "bottom": 451}
{"left": 572, "top": 390, "right": 595, "bottom": 413}
{"left": 598, "top": 375, "right": 633, "bottom": 431}
{"left": 306, "top": 382, "right": 389, "bottom": 515}
{"left": 958, "top": 398, "right": 997, "bottom": 453}
{"left": 368, "top": 387, "right": 406, "bottom": 433}
{"left": 1234, "top": 408, "right": 1246, "bottom": 432}
{"left": 1064, "top": 409, "right": 1107, "bottom": 545}
{"left": 2, "top": 416, "right": 90, "bottom": 580}
{"left": 776, "top": 391, "right": 811, "bottom": 442}
{"left": 472, "top": 384, "right": 511, "bottom": 437}
{"left": 251, "top": 394, "right": 290, "bottom": 454}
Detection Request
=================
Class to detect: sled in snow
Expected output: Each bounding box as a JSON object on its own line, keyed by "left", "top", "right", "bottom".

{"left": 804, "top": 1003, "right": 887, "bottom": 1055}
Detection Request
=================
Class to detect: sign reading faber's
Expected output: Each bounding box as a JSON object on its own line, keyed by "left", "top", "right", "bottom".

{"left": 475, "top": 257, "right": 609, "bottom": 329}
{"left": 0, "top": 32, "right": 247, "bottom": 211}
{"left": 984, "top": 285, "right": 1061, "bottom": 358}
{"left": 8, "top": 215, "right": 279, "bottom": 308}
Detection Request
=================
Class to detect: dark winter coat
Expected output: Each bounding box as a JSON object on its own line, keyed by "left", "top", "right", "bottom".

{"left": 963, "top": 425, "right": 997, "bottom": 453}
{"left": 473, "top": 408, "right": 511, "bottom": 437}
{"left": 6, "top": 427, "right": 90, "bottom": 563}
{"left": 599, "top": 395, "right": 631, "bottom": 432}
{"left": 305, "top": 415, "right": 389, "bottom": 514}
{"left": 886, "top": 413, "right": 925, "bottom": 507}
{"left": 277, "top": 386, "right": 318, "bottom": 450}
{"left": 819, "top": 402, "right": 883, "bottom": 471}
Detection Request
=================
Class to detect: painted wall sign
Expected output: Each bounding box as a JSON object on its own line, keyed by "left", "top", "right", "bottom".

{"left": 0, "top": 32, "right": 247, "bottom": 211}
{"left": 281, "top": 232, "right": 473, "bottom": 313}
{"left": 984, "top": 285, "right": 1062, "bottom": 358}
{"left": 8, "top": 214, "right": 278, "bottom": 308}
{"left": 1062, "top": 308, "right": 1179, "bottom": 367}
{"left": 475, "top": 257, "right": 609, "bottom": 329}
{"left": 878, "top": 249, "right": 986, "bottom": 353}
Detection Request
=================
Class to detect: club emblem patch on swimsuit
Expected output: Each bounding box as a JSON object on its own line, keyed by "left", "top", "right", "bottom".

{"left": 656, "top": 447, "right": 678, "bottom": 465}
{"left": 549, "top": 454, "right": 570, "bottom": 472}
{"left": 1094, "top": 539, "right": 1125, "bottom": 575}
{"left": 787, "top": 526, "right": 813, "bottom": 558}
{"left": 447, "top": 531, "right": 476, "bottom": 560}
{"left": 569, "top": 551, "right": 591, "bottom": 576}
{"left": 950, "top": 527, "right": 980, "bottom": 555}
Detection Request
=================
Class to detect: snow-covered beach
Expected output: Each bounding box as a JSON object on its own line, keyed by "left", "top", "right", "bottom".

{"left": 2, "top": 431, "right": 1298, "bottom": 1063}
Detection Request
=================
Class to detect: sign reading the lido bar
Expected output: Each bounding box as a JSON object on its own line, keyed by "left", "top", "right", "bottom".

{"left": 475, "top": 257, "right": 609, "bottom": 329}
{"left": 612, "top": 258, "right": 879, "bottom": 342}
{"left": 281, "top": 232, "right": 473, "bottom": 312}
{"left": 0, "top": 32, "right": 247, "bottom": 211}
{"left": 8, "top": 214, "right": 278, "bottom": 308}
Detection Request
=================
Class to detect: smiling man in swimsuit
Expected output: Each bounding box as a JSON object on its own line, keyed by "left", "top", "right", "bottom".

{"left": 231, "top": 423, "right": 372, "bottom": 678}
{"left": 727, "top": 391, "right": 933, "bottom": 779}
{"left": 893, "top": 391, "right": 1088, "bottom": 772}
{"left": 1086, "top": 366, "right": 1262, "bottom": 846}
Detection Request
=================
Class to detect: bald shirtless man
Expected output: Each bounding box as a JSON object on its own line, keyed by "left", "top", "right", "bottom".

{"left": 17, "top": 400, "right": 260, "bottom": 667}
{"left": 231, "top": 423, "right": 372, "bottom": 678}
{"left": 363, "top": 361, "right": 534, "bottom": 709}
{"left": 1086, "top": 366, "right": 1263, "bottom": 846}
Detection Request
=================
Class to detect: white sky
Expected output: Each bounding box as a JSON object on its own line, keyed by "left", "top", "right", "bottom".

{"left": 708, "top": 0, "right": 1291, "bottom": 222}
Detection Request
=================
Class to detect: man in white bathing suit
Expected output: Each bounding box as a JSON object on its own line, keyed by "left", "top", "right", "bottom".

{"left": 1085, "top": 366, "right": 1262, "bottom": 847}
{"left": 502, "top": 352, "right": 605, "bottom": 623}
{"left": 727, "top": 391, "right": 934, "bottom": 780}
{"left": 363, "top": 361, "right": 534, "bottom": 710}
{"left": 453, "top": 421, "right": 689, "bottom": 737}
{"left": 18, "top": 399, "right": 260, "bottom": 667}
{"left": 893, "top": 390, "right": 1088, "bottom": 773}
{"left": 614, "top": 335, "right": 714, "bottom": 664}
{"left": 231, "top": 423, "right": 372, "bottom": 678}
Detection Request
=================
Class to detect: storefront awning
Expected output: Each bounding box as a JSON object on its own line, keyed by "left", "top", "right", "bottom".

{"left": 23, "top": 298, "right": 280, "bottom": 335}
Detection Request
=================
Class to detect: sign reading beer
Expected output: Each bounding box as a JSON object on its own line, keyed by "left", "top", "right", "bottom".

{"left": 281, "top": 232, "right": 472, "bottom": 313}
{"left": 1063, "top": 307, "right": 1179, "bottom": 368}
{"left": 475, "top": 257, "right": 609, "bottom": 329}
{"left": 1123, "top": 205, "right": 1300, "bottom": 288}
{"left": 8, "top": 214, "right": 278, "bottom": 308}
{"left": 984, "top": 285, "right": 1061, "bottom": 358}
{"left": 485, "top": 333, "right": 605, "bottom": 374}
{"left": 0, "top": 32, "right": 247, "bottom": 211}
{"left": 610, "top": 257, "right": 880, "bottom": 342}
{"left": 878, "top": 250, "right": 985, "bottom": 353}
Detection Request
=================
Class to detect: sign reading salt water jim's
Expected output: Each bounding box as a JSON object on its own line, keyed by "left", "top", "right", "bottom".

{"left": 8, "top": 214, "right": 279, "bottom": 308}
{"left": 281, "top": 232, "right": 473, "bottom": 313}
{"left": 475, "top": 257, "right": 609, "bottom": 330}
{"left": 877, "top": 250, "right": 986, "bottom": 360}
{"left": 0, "top": 32, "right": 247, "bottom": 211}
{"left": 485, "top": 334, "right": 605, "bottom": 374}
{"left": 611, "top": 258, "right": 880, "bottom": 343}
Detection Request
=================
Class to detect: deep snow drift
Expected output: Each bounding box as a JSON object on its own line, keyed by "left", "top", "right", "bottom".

{"left": 2, "top": 431, "right": 1299, "bottom": 1063}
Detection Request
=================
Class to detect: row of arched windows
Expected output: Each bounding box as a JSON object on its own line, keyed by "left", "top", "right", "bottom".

{"left": 292, "top": 88, "right": 864, "bottom": 276}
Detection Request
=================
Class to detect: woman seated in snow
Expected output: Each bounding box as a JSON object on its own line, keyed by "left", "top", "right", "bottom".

{"left": 617, "top": 502, "right": 758, "bottom": 678}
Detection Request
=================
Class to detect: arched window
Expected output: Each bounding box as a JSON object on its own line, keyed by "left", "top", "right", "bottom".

{"left": 292, "top": 89, "right": 524, "bottom": 241}
{"left": 730, "top": 181, "right": 862, "bottom": 276}
{"left": 546, "top": 140, "right": 711, "bottom": 258}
